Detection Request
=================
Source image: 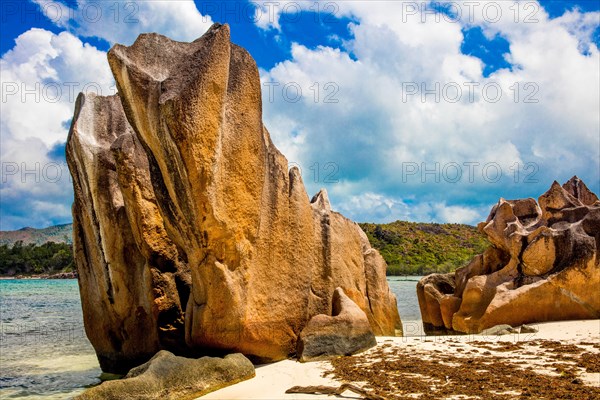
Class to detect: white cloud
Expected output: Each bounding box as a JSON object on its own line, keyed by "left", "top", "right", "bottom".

{"left": 1, "top": 29, "right": 114, "bottom": 145}
{"left": 257, "top": 0, "right": 600, "bottom": 224}
{"left": 1, "top": 1, "right": 214, "bottom": 230}
{"left": 432, "top": 203, "right": 487, "bottom": 225}
{"left": 32, "top": 0, "right": 213, "bottom": 45}
{"left": 1, "top": 28, "right": 114, "bottom": 229}
{"left": 556, "top": 9, "right": 600, "bottom": 54}
{"left": 333, "top": 191, "right": 489, "bottom": 225}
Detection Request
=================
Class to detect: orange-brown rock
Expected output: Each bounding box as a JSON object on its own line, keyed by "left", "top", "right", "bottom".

{"left": 416, "top": 273, "right": 456, "bottom": 332}
{"left": 297, "top": 288, "right": 377, "bottom": 362}
{"left": 417, "top": 177, "right": 600, "bottom": 334}
{"left": 66, "top": 24, "right": 401, "bottom": 373}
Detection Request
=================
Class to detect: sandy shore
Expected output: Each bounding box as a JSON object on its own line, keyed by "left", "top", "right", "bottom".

{"left": 201, "top": 319, "right": 600, "bottom": 399}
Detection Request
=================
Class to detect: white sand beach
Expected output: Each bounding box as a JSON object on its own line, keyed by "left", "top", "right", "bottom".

{"left": 201, "top": 319, "right": 600, "bottom": 399}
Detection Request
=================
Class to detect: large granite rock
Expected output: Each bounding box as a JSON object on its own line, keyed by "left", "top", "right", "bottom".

{"left": 76, "top": 351, "right": 255, "bottom": 400}
{"left": 418, "top": 177, "right": 600, "bottom": 334}
{"left": 66, "top": 23, "right": 401, "bottom": 373}
{"left": 297, "top": 288, "right": 377, "bottom": 362}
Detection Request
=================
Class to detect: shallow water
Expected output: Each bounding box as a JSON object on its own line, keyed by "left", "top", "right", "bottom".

{"left": 0, "top": 280, "right": 101, "bottom": 399}
{"left": 0, "top": 277, "right": 425, "bottom": 398}
{"left": 387, "top": 276, "right": 426, "bottom": 336}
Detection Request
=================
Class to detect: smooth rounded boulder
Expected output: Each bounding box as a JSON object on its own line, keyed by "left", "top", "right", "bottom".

{"left": 76, "top": 351, "right": 255, "bottom": 400}
{"left": 297, "top": 288, "right": 377, "bottom": 362}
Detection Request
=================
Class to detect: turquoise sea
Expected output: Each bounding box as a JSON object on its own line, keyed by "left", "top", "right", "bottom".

{"left": 0, "top": 280, "right": 100, "bottom": 399}
{"left": 0, "top": 277, "right": 423, "bottom": 399}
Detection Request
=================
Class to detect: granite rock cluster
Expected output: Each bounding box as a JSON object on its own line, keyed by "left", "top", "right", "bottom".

{"left": 67, "top": 23, "right": 400, "bottom": 373}
{"left": 418, "top": 177, "right": 600, "bottom": 333}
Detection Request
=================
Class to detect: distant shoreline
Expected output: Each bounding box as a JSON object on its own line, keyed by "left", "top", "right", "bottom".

{"left": 386, "top": 276, "right": 423, "bottom": 281}
{"left": 0, "top": 272, "right": 77, "bottom": 280}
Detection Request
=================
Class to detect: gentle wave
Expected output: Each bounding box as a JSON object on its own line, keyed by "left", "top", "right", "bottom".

{"left": 0, "top": 277, "right": 424, "bottom": 398}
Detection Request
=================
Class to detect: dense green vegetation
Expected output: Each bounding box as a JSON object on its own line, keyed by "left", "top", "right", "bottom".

{"left": 359, "top": 221, "right": 489, "bottom": 276}
{"left": 0, "top": 241, "right": 74, "bottom": 276}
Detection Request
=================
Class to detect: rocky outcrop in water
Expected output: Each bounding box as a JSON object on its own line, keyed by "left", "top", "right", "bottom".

{"left": 76, "top": 351, "right": 254, "bottom": 400}
{"left": 418, "top": 177, "right": 600, "bottom": 334}
{"left": 67, "top": 23, "right": 401, "bottom": 373}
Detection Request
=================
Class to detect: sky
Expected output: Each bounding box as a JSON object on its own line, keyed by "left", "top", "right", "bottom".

{"left": 0, "top": 0, "right": 599, "bottom": 230}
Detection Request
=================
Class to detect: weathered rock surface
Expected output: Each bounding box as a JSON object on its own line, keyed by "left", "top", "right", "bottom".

{"left": 480, "top": 324, "right": 519, "bottom": 336}
{"left": 520, "top": 324, "right": 538, "bottom": 334}
{"left": 297, "top": 288, "right": 377, "bottom": 362}
{"left": 67, "top": 23, "right": 401, "bottom": 373}
{"left": 417, "top": 177, "right": 600, "bottom": 334}
{"left": 416, "top": 273, "right": 457, "bottom": 332}
{"left": 76, "top": 351, "right": 254, "bottom": 400}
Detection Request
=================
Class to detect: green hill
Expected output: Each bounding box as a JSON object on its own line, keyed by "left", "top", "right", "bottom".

{"left": 0, "top": 223, "right": 73, "bottom": 246}
{"left": 359, "top": 221, "right": 489, "bottom": 276}
{"left": 0, "top": 224, "right": 74, "bottom": 277}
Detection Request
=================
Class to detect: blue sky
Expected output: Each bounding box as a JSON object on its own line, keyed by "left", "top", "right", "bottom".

{"left": 1, "top": 0, "right": 599, "bottom": 230}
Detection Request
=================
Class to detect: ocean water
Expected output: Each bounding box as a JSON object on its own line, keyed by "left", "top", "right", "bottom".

{"left": 0, "top": 280, "right": 100, "bottom": 399}
{"left": 387, "top": 276, "right": 425, "bottom": 336}
{"left": 0, "top": 277, "right": 424, "bottom": 398}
